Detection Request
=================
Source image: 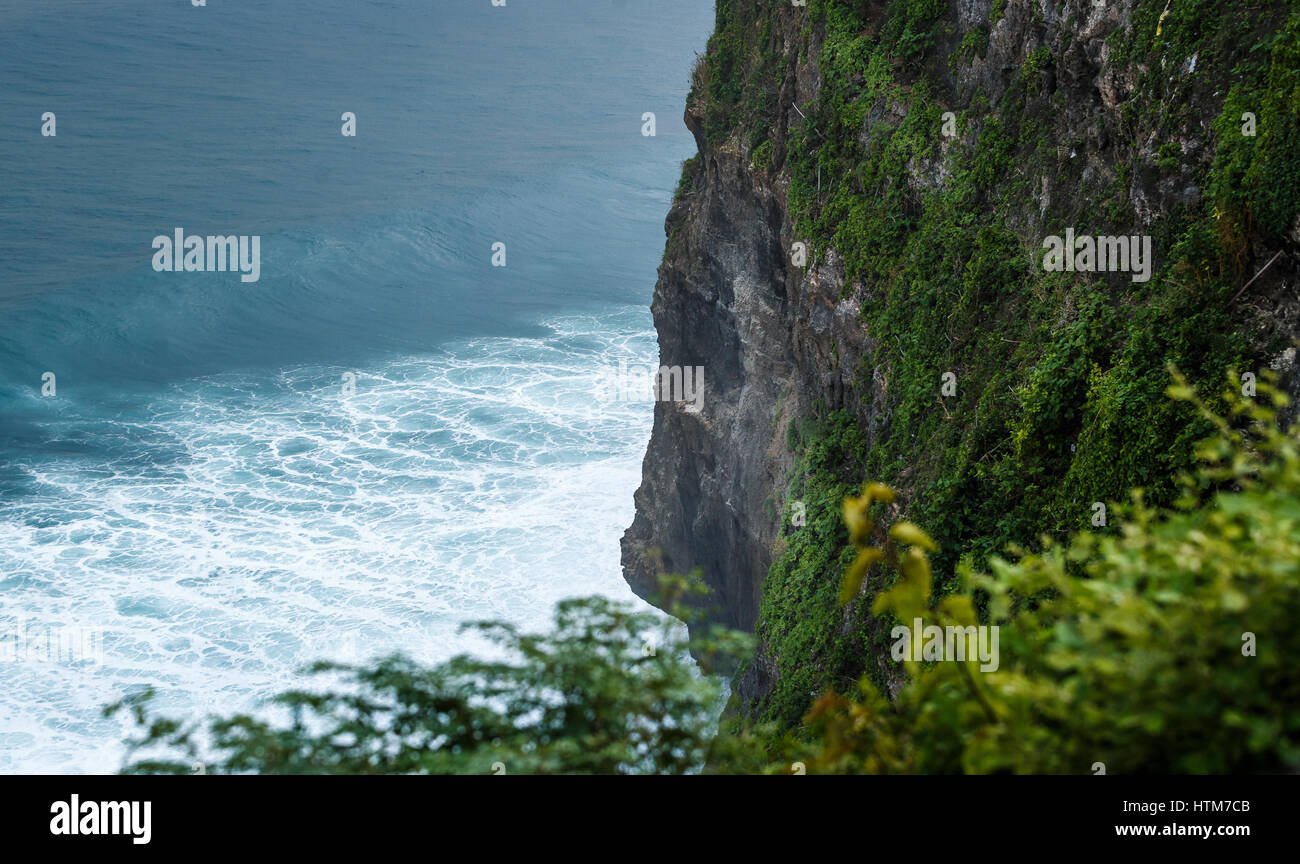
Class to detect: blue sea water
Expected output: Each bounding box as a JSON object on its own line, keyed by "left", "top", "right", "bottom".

{"left": 0, "top": 0, "right": 712, "bottom": 773}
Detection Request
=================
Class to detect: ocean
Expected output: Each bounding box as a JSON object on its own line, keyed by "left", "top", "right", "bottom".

{"left": 0, "top": 0, "right": 712, "bottom": 773}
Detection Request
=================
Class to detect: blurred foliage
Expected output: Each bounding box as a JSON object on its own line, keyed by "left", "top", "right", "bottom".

{"left": 775, "top": 372, "right": 1300, "bottom": 773}
{"left": 107, "top": 576, "right": 752, "bottom": 775}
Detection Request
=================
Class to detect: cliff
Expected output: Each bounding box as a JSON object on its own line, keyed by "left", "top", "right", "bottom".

{"left": 623, "top": 0, "right": 1300, "bottom": 726}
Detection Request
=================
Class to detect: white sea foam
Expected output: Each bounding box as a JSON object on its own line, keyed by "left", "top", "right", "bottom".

{"left": 0, "top": 309, "right": 658, "bottom": 773}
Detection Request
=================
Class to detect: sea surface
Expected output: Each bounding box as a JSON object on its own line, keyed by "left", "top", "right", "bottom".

{"left": 0, "top": 0, "right": 712, "bottom": 773}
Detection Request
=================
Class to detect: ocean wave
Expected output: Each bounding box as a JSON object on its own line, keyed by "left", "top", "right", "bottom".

{"left": 0, "top": 308, "right": 658, "bottom": 773}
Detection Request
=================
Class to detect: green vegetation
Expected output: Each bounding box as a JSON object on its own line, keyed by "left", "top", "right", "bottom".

{"left": 108, "top": 579, "right": 752, "bottom": 775}
{"left": 881, "top": 0, "right": 946, "bottom": 59}
{"left": 787, "top": 372, "right": 1300, "bottom": 774}
{"left": 748, "top": 413, "right": 874, "bottom": 728}
{"left": 723, "top": 0, "right": 1300, "bottom": 728}
{"left": 673, "top": 155, "right": 698, "bottom": 203}
{"left": 991, "top": 0, "right": 1008, "bottom": 28}
{"left": 693, "top": 0, "right": 783, "bottom": 151}
{"left": 1208, "top": 11, "right": 1300, "bottom": 240}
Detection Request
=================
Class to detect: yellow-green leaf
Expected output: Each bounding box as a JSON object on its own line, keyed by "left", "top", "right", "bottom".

{"left": 839, "top": 548, "right": 883, "bottom": 606}
{"left": 890, "top": 521, "right": 937, "bottom": 551}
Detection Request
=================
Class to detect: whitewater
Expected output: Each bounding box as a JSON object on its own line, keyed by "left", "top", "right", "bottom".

{"left": 0, "top": 0, "right": 713, "bottom": 772}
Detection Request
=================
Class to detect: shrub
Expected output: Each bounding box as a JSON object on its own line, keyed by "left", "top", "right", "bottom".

{"left": 107, "top": 578, "right": 752, "bottom": 775}
{"left": 785, "top": 371, "right": 1300, "bottom": 773}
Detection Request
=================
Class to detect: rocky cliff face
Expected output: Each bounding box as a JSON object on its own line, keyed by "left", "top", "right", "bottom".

{"left": 623, "top": 0, "right": 1299, "bottom": 716}
{"left": 621, "top": 21, "right": 867, "bottom": 635}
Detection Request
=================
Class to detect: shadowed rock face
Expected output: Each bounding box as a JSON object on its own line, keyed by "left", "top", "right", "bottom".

{"left": 623, "top": 0, "right": 1299, "bottom": 711}
{"left": 619, "top": 128, "right": 789, "bottom": 635}
{"left": 620, "top": 14, "right": 877, "bottom": 651}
